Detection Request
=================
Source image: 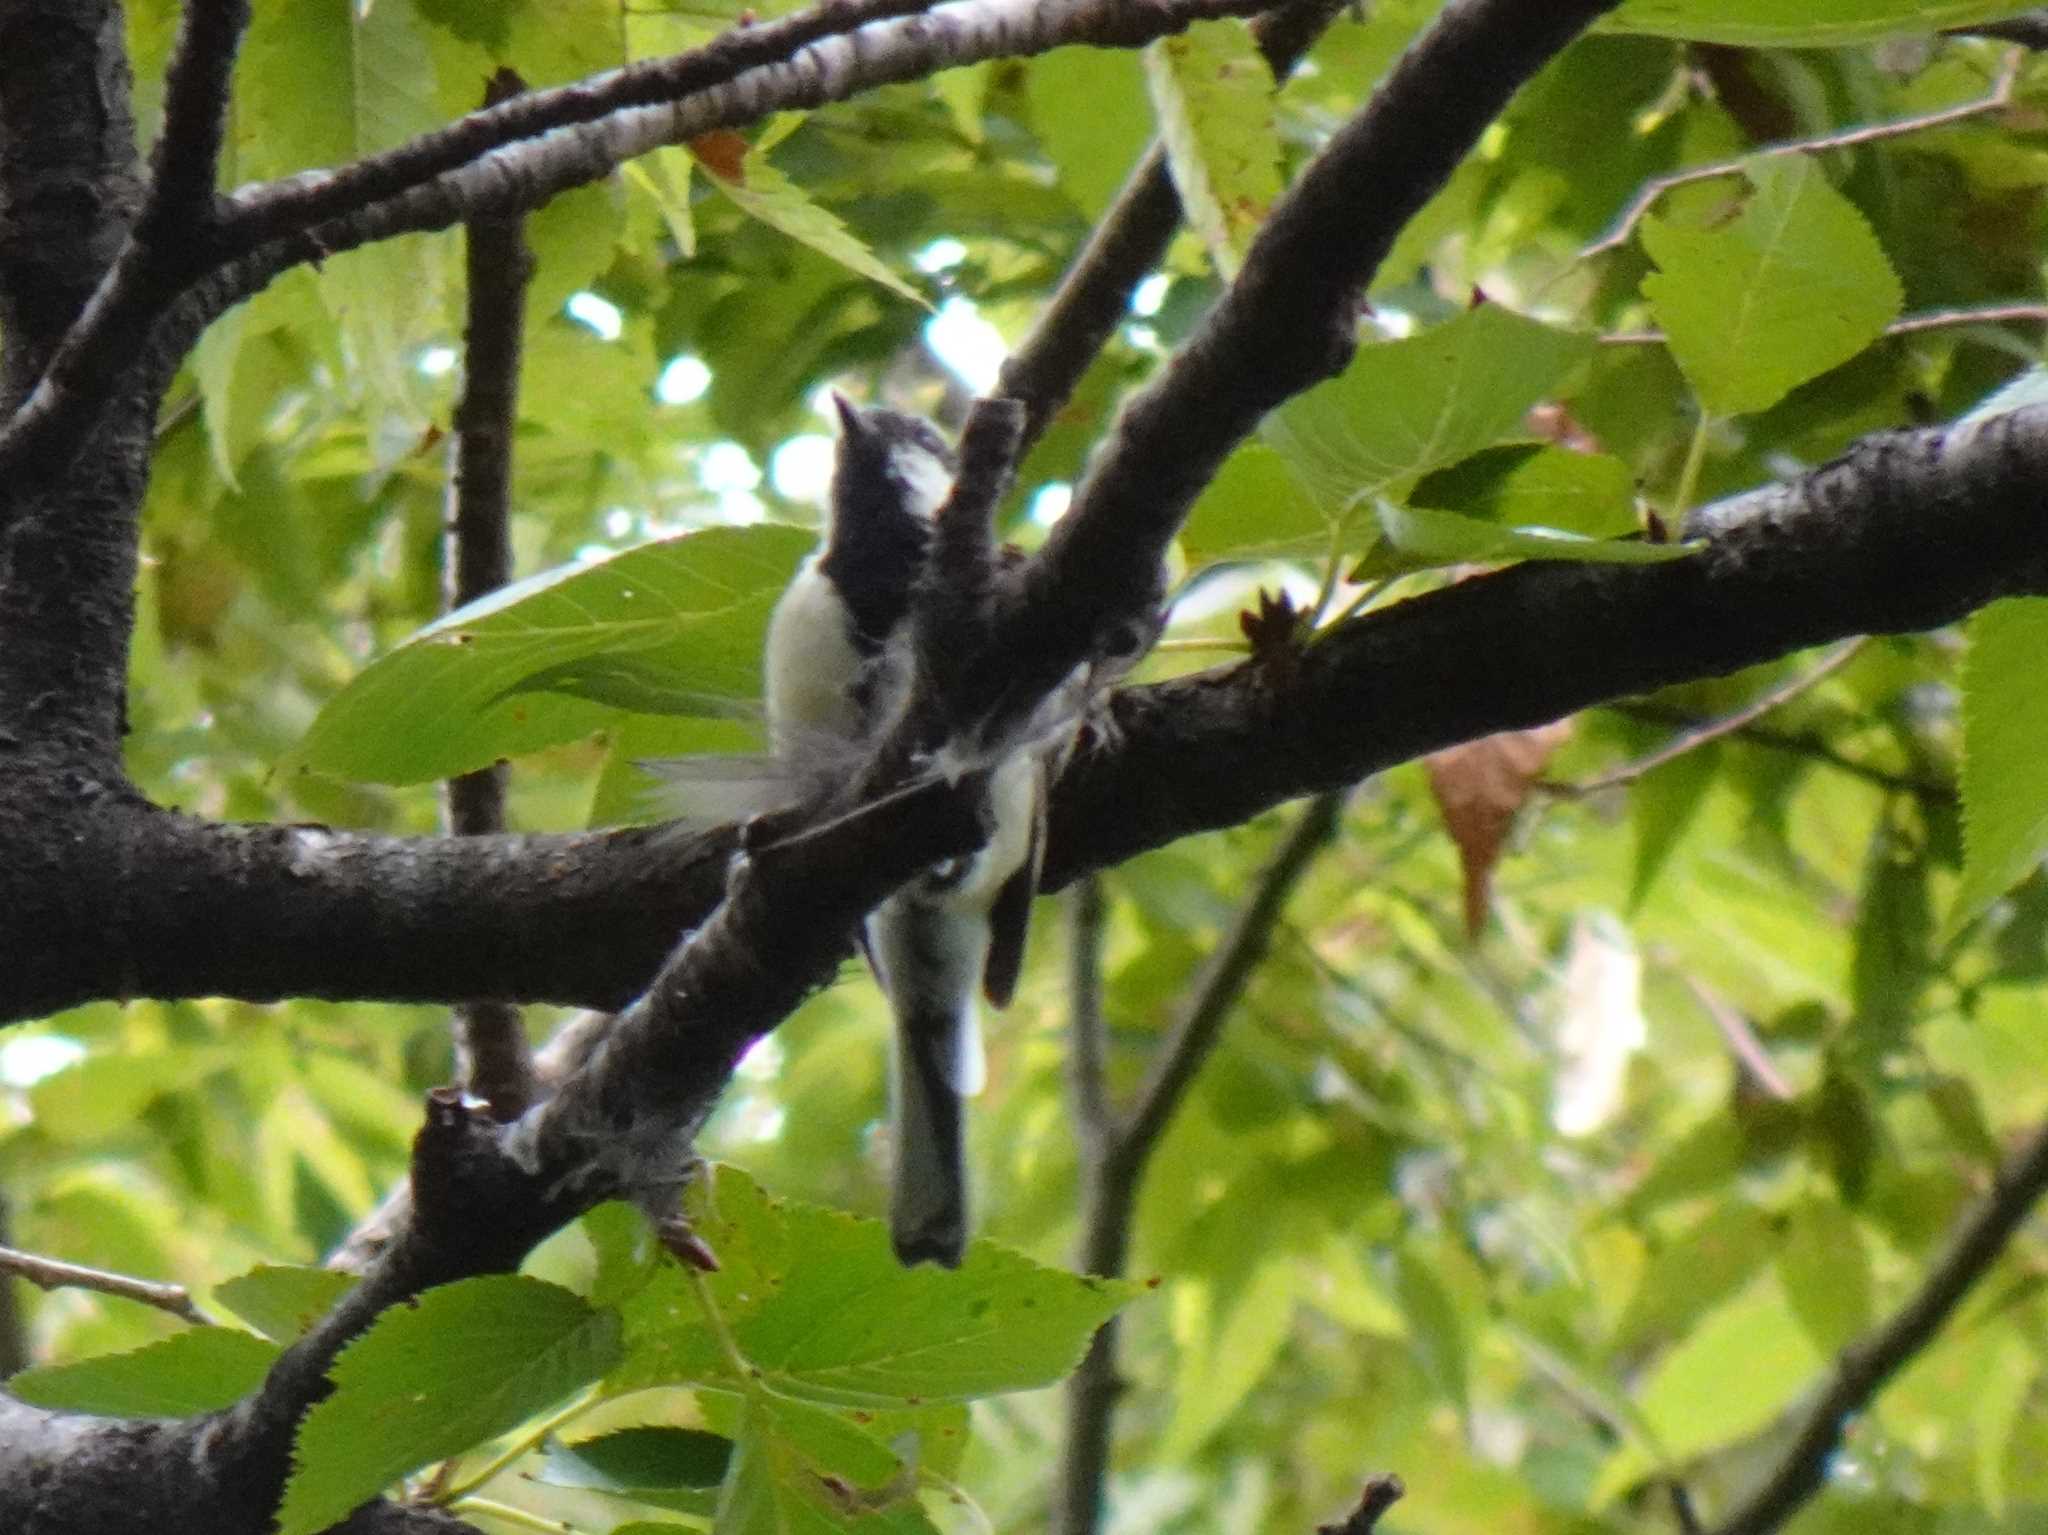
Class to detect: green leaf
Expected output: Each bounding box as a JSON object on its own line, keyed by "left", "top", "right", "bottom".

{"left": 1775, "top": 1198, "right": 1872, "bottom": 1352}
{"left": 1614, "top": 1201, "right": 1776, "bottom": 1352}
{"left": 1180, "top": 442, "right": 1331, "bottom": 566}
{"left": 1635, "top": 1276, "right": 1821, "bottom": 1460}
{"left": 9, "top": 1327, "right": 280, "bottom": 1417}
{"left": 1849, "top": 810, "right": 1931, "bottom": 1060}
{"left": 1393, "top": 1248, "right": 1471, "bottom": 1416}
{"left": 713, "top": 1393, "right": 937, "bottom": 1535}
{"left": 276, "top": 1276, "right": 622, "bottom": 1535}
{"left": 1353, "top": 500, "right": 1694, "bottom": 579}
{"left": 538, "top": 1426, "right": 734, "bottom": 1518}
{"left": 1410, "top": 443, "right": 1638, "bottom": 539}
{"left": 1145, "top": 20, "right": 1281, "bottom": 277}
{"left": 215, "top": 1263, "right": 359, "bottom": 1344}
{"left": 611, "top": 1165, "right": 1137, "bottom": 1407}
{"left": 289, "top": 525, "right": 812, "bottom": 785}
{"left": 1160, "top": 1256, "right": 1296, "bottom": 1458}
{"left": 1629, "top": 744, "right": 1720, "bottom": 909}
{"left": 1026, "top": 47, "right": 1153, "bottom": 218}
{"left": 1606, "top": 0, "right": 2040, "bottom": 46}
{"left": 1641, "top": 158, "right": 1901, "bottom": 417}
{"left": 707, "top": 150, "right": 927, "bottom": 309}
{"left": 1265, "top": 306, "right": 1597, "bottom": 532}
{"left": 1950, "top": 598, "right": 2048, "bottom": 938}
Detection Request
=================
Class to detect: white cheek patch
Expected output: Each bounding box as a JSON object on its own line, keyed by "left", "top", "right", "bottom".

{"left": 892, "top": 444, "right": 956, "bottom": 520}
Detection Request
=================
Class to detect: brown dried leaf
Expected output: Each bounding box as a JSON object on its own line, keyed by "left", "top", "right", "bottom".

{"left": 1425, "top": 718, "right": 1573, "bottom": 938}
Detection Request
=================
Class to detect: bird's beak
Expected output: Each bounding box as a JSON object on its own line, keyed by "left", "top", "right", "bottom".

{"left": 831, "top": 390, "right": 862, "bottom": 438}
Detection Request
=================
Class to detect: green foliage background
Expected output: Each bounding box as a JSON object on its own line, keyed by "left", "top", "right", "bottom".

{"left": 10, "top": 1, "right": 2048, "bottom": 1532}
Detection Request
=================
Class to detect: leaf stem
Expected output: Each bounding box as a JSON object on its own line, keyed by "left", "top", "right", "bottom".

{"left": 445, "top": 1495, "right": 580, "bottom": 1534}
{"left": 435, "top": 1384, "right": 603, "bottom": 1504}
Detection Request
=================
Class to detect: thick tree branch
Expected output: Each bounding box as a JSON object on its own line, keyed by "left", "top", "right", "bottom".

{"left": 992, "top": 0, "right": 1622, "bottom": 744}
{"left": 139, "top": 0, "right": 247, "bottom": 233}
{"left": 0, "top": 769, "right": 992, "bottom": 1535}
{"left": 1703, "top": 1119, "right": 2048, "bottom": 1535}
{"left": 11, "top": 400, "right": 2048, "bottom": 1023}
{"left": 1, "top": 0, "right": 1272, "bottom": 488}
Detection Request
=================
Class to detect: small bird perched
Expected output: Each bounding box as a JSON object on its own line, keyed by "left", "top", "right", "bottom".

{"left": 761, "top": 395, "right": 1046, "bottom": 1268}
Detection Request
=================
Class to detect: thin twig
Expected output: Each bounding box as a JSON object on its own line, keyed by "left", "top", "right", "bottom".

{"left": 1601, "top": 701, "right": 1955, "bottom": 806}
{"left": 1316, "top": 1475, "right": 1406, "bottom": 1535}
{"left": 1603, "top": 300, "right": 2048, "bottom": 348}
{"left": 1067, "top": 875, "right": 1113, "bottom": 1147}
{"left": 443, "top": 69, "right": 538, "bottom": 1121}
{"left": 1122, "top": 792, "right": 1346, "bottom": 1157}
{"left": 1055, "top": 791, "right": 1346, "bottom": 1535}
{"left": 1545, "top": 642, "right": 1861, "bottom": 797}
{"left": 1704, "top": 1118, "right": 2048, "bottom": 1535}
{"left": 1683, "top": 977, "right": 1793, "bottom": 1102}
{"left": 1582, "top": 49, "right": 2021, "bottom": 261}
{"left": 1670, "top": 1479, "right": 1705, "bottom": 1535}
{"left": 0, "top": 1244, "right": 211, "bottom": 1326}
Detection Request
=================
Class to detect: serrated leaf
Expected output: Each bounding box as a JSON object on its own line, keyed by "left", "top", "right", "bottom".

{"left": 703, "top": 149, "right": 926, "bottom": 308}
{"left": 1145, "top": 21, "right": 1281, "bottom": 278}
{"left": 714, "top": 1393, "right": 936, "bottom": 1535}
{"left": 1354, "top": 499, "right": 1694, "bottom": 578}
{"left": 10, "top": 1327, "right": 280, "bottom": 1417}
{"left": 611, "top": 1165, "right": 1137, "bottom": 1407}
{"left": 276, "top": 1275, "right": 622, "bottom": 1535}
{"left": 1950, "top": 598, "right": 2048, "bottom": 937}
{"left": 215, "top": 1264, "right": 359, "bottom": 1344}
{"left": 1641, "top": 158, "right": 1901, "bottom": 417}
{"left": 290, "top": 525, "right": 811, "bottom": 785}
{"left": 1606, "top": 0, "right": 2038, "bottom": 46}
{"left": 1265, "top": 306, "right": 1597, "bottom": 535}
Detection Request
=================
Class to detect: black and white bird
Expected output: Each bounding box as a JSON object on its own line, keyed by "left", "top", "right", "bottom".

{"left": 761, "top": 395, "right": 1047, "bottom": 1268}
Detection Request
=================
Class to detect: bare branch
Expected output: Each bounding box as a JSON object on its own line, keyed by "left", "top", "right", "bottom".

{"left": 1581, "top": 48, "right": 2021, "bottom": 261}
{"left": 1704, "top": 1119, "right": 2048, "bottom": 1535}
{"left": 443, "top": 69, "right": 540, "bottom": 1123}
{"left": 0, "top": 0, "right": 1271, "bottom": 489}
{"left": 1545, "top": 641, "right": 1861, "bottom": 796}
{"left": 0, "top": 1243, "right": 211, "bottom": 1327}
{"left": 1055, "top": 792, "right": 1343, "bottom": 1535}
{"left": 1604, "top": 300, "right": 2048, "bottom": 348}
{"left": 1120, "top": 791, "right": 1344, "bottom": 1161}
{"left": 996, "top": 0, "right": 1622, "bottom": 746}
{"left": 1065, "top": 875, "right": 1113, "bottom": 1148}
{"left": 140, "top": 0, "right": 248, "bottom": 233}
{"left": 1317, "top": 1476, "right": 1406, "bottom": 1535}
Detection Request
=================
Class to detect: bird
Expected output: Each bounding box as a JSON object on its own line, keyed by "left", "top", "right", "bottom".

{"left": 760, "top": 394, "right": 1048, "bottom": 1268}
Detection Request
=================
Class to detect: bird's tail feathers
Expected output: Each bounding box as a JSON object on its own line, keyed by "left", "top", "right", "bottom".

{"left": 890, "top": 1001, "right": 972, "bottom": 1268}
